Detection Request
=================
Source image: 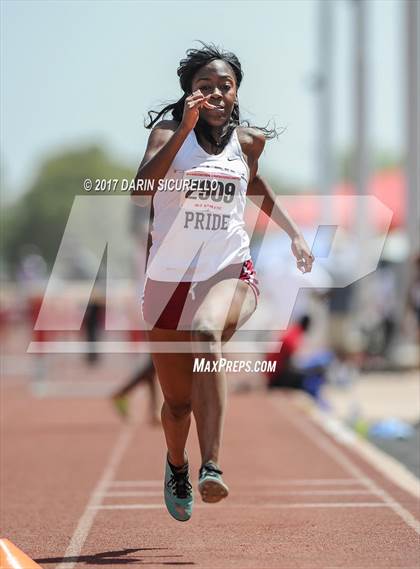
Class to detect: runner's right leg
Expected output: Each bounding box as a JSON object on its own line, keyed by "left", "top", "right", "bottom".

{"left": 146, "top": 328, "right": 193, "bottom": 467}
{"left": 146, "top": 328, "right": 194, "bottom": 521}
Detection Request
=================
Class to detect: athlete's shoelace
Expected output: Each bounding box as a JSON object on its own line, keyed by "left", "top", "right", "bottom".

{"left": 199, "top": 463, "right": 223, "bottom": 479}
{"left": 167, "top": 469, "right": 192, "bottom": 499}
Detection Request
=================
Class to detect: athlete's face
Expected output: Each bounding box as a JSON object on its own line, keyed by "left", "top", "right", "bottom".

{"left": 191, "top": 60, "right": 237, "bottom": 127}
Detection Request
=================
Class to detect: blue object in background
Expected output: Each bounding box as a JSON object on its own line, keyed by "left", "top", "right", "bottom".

{"left": 300, "top": 350, "right": 334, "bottom": 401}
{"left": 369, "top": 418, "right": 415, "bottom": 440}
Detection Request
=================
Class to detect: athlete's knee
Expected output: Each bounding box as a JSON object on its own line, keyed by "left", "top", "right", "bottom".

{"left": 163, "top": 399, "right": 192, "bottom": 420}
{"left": 191, "top": 317, "right": 222, "bottom": 346}
{"left": 221, "top": 324, "right": 236, "bottom": 343}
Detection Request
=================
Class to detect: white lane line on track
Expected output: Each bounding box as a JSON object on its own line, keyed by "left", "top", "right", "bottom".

{"left": 243, "top": 478, "right": 368, "bottom": 486}
{"left": 272, "top": 397, "right": 420, "bottom": 535}
{"left": 57, "top": 423, "right": 136, "bottom": 569}
{"left": 98, "top": 489, "right": 374, "bottom": 498}
{"left": 90, "top": 502, "right": 388, "bottom": 511}
{"left": 109, "top": 478, "right": 366, "bottom": 487}
{"left": 98, "top": 491, "right": 162, "bottom": 497}
{"left": 110, "top": 480, "right": 162, "bottom": 487}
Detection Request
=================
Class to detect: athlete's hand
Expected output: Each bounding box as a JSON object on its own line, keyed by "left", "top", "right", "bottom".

{"left": 291, "top": 234, "right": 314, "bottom": 274}
{"left": 181, "top": 90, "right": 216, "bottom": 131}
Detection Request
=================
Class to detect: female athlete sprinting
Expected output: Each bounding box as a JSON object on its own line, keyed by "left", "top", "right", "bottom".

{"left": 132, "top": 43, "right": 314, "bottom": 522}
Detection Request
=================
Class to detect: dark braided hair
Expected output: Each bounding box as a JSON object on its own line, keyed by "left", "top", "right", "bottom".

{"left": 145, "top": 42, "right": 278, "bottom": 150}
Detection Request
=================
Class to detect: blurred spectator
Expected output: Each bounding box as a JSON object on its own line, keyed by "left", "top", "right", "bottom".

{"left": 16, "top": 245, "right": 48, "bottom": 335}
{"left": 265, "top": 315, "right": 334, "bottom": 402}
{"left": 327, "top": 283, "right": 357, "bottom": 355}
{"left": 407, "top": 253, "right": 420, "bottom": 342}
{"left": 111, "top": 355, "right": 162, "bottom": 424}
{"left": 83, "top": 287, "right": 105, "bottom": 365}
{"left": 17, "top": 245, "right": 48, "bottom": 287}
{"left": 362, "top": 259, "right": 398, "bottom": 358}
{"left": 327, "top": 347, "right": 360, "bottom": 389}
{"left": 265, "top": 315, "right": 312, "bottom": 390}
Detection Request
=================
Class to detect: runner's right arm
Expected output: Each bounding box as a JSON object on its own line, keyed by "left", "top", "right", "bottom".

{"left": 131, "top": 91, "right": 214, "bottom": 206}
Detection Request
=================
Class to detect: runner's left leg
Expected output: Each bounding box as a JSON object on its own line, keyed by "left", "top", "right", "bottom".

{"left": 191, "top": 278, "right": 257, "bottom": 466}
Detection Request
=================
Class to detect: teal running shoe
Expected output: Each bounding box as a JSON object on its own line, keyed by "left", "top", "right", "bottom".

{"left": 164, "top": 456, "right": 194, "bottom": 522}
{"left": 198, "top": 461, "right": 229, "bottom": 503}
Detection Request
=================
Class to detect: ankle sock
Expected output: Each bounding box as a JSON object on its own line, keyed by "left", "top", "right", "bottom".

{"left": 168, "top": 457, "right": 188, "bottom": 474}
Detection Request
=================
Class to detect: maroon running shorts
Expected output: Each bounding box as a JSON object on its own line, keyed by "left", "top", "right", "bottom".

{"left": 141, "top": 259, "right": 259, "bottom": 330}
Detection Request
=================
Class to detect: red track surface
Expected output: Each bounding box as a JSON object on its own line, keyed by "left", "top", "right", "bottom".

{"left": 1, "top": 376, "right": 419, "bottom": 569}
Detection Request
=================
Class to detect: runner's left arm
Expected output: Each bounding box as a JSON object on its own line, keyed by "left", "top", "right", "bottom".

{"left": 244, "top": 130, "right": 314, "bottom": 274}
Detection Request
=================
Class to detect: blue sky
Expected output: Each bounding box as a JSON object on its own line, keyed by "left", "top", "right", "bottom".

{"left": 1, "top": 0, "right": 403, "bottom": 200}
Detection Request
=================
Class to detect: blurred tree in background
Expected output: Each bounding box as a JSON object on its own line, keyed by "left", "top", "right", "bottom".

{"left": 1, "top": 146, "right": 133, "bottom": 274}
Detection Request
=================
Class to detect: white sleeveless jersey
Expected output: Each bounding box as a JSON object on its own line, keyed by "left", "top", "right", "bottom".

{"left": 146, "top": 128, "right": 251, "bottom": 282}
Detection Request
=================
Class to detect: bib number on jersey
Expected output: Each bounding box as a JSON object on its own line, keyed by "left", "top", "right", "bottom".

{"left": 181, "top": 170, "right": 240, "bottom": 231}
{"left": 184, "top": 180, "right": 236, "bottom": 204}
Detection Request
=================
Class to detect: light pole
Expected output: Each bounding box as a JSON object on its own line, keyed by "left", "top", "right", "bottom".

{"left": 318, "top": 0, "right": 334, "bottom": 220}
{"left": 405, "top": 0, "right": 419, "bottom": 256}
{"left": 351, "top": 0, "right": 371, "bottom": 322}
